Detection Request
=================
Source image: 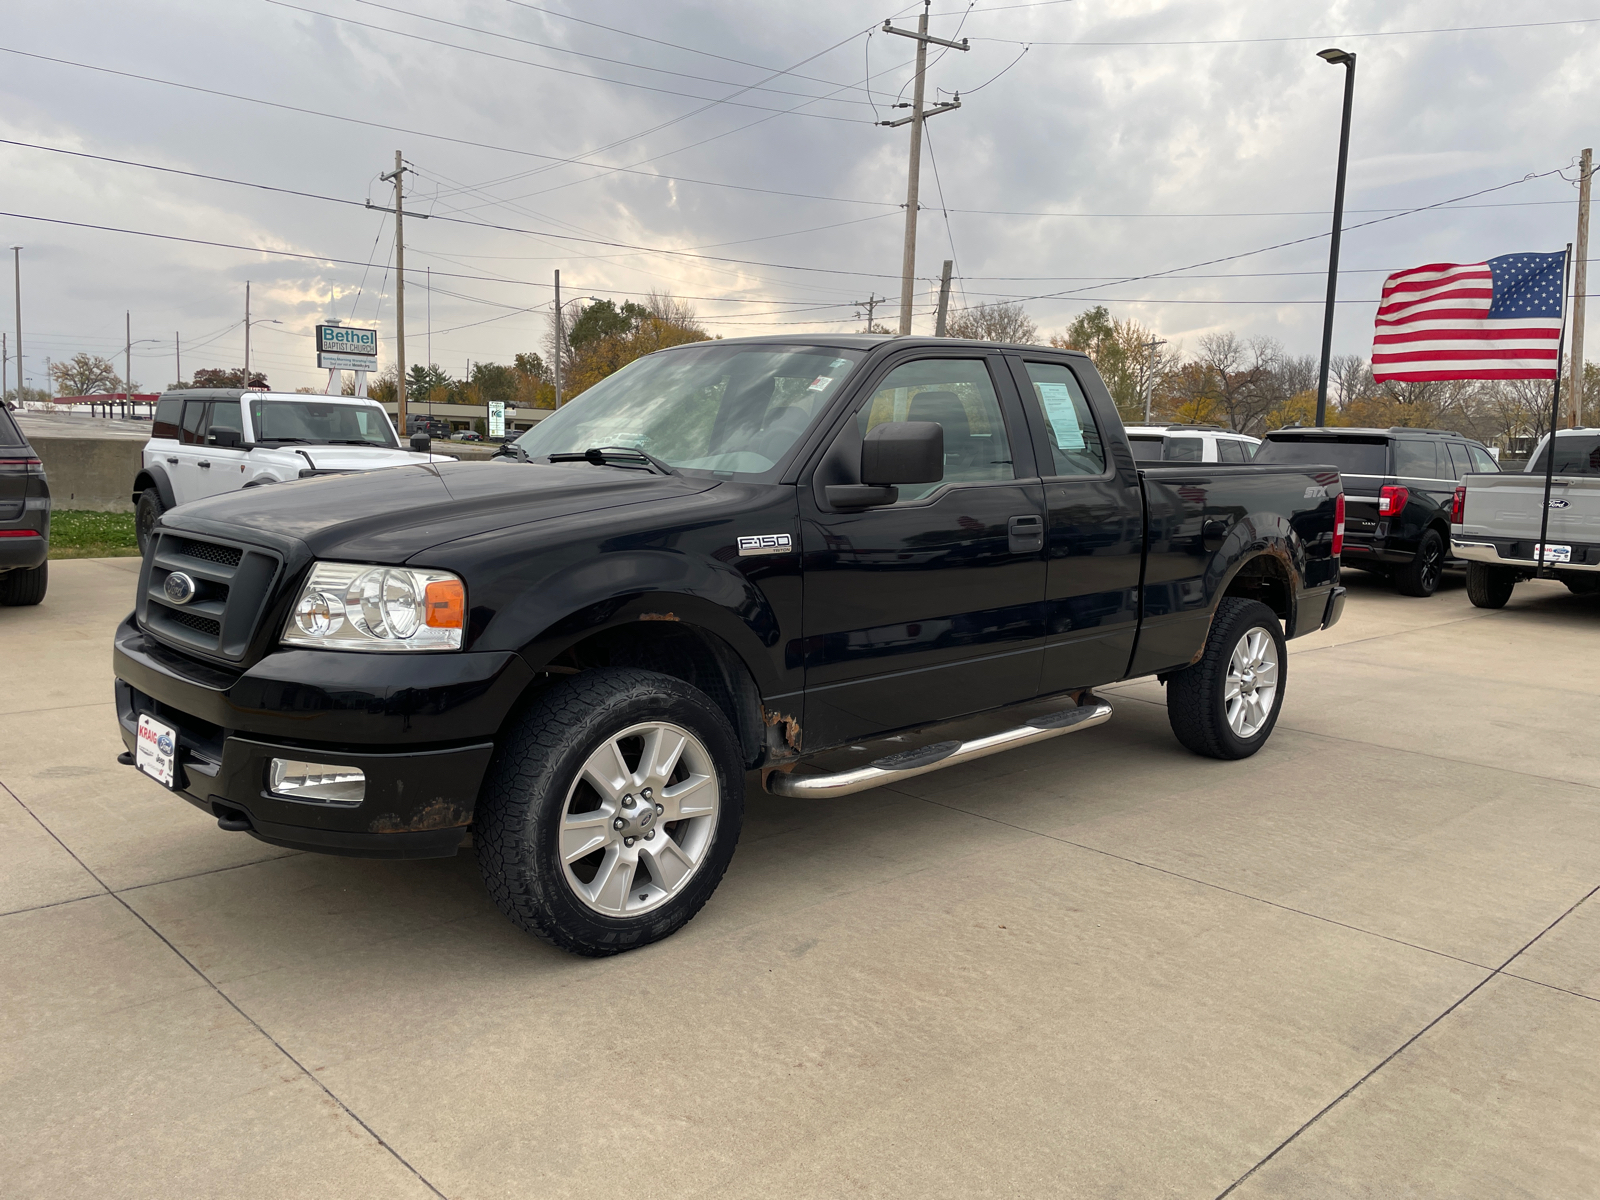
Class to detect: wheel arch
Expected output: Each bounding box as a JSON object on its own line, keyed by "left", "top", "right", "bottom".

{"left": 1217, "top": 546, "right": 1297, "bottom": 631}
{"left": 132, "top": 465, "right": 176, "bottom": 509}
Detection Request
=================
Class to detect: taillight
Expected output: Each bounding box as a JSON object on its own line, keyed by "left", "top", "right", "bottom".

{"left": 0, "top": 456, "right": 42, "bottom": 466}
{"left": 1332, "top": 493, "right": 1345, "bottom": 557}
{"left": 1378, "top": 484, "right": 1409, "bottom": 516}
{"left": 1450, "top": 485, "right": 1466, "bottom": 525}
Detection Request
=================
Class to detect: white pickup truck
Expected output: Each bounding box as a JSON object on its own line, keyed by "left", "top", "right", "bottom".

{"left": 1452, "top": 428, "right": 1600, "bottom": 608}
{"left": 132, "top": 389, "right": 450, "bottom": 553}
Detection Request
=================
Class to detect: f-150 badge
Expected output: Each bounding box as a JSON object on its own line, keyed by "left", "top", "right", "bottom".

{"left": 738, "top": 533, "right": 794, "bottom": 556}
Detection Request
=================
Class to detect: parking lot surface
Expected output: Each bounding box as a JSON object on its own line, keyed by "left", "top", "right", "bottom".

{"left": 4, "top": 561, "right": 1598, "bottom": 1198}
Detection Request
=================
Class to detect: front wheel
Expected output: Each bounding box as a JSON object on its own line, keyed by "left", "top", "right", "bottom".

{"left": 135, "top": 490, "right": 165, "bottom": 555}
{"left": 1167, "top": 597, "right": 1287, "bottom": 760}
{"left": 474, "top": 668, "right": 744, "bottom": 956}
{"left": 1395, "top": 528, "right": 1445, "bottom": 597}
{"left": 1466, "top": 562, "right": 1517, "bottom": 608}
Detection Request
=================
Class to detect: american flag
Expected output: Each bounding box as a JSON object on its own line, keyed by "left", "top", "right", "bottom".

{"left": 1371, "top": 251, "right": 1566, "bottom": 382}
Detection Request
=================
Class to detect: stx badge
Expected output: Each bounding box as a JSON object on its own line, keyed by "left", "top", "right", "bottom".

{"left": 737, "top": 533, "right": 794, "bottom": 556}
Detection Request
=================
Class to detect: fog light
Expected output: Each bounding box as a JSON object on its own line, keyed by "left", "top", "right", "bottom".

{"left": 268, "top": 758, "right": 365, "bottom": 805}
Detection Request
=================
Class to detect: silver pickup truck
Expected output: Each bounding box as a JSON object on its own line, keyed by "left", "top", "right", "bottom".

{"left": 1452, "top": 428, "right": 1600, "bottom": 607}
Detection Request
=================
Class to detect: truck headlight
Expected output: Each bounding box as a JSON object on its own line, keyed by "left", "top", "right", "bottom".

{"left": 282, "top": 563, "right": 465, "bottom": 651}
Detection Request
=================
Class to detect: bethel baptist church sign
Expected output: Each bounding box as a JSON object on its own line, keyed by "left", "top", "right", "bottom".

{"left": 315, "top": 324, "right": 378, "bottom": 371}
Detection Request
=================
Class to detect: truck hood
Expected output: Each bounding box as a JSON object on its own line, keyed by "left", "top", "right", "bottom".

{"left": 165, "top": 459, "right": 719, "bottom": 562}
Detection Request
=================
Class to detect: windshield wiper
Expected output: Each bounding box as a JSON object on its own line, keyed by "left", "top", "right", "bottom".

{"left": 257, "top": 437, "right": 311, "bottom": 444}
{"left": 546, "top": 446, "right": 678, "bottom": 476}
{"left": 320, "top": 439, "right": 390, "bottom": 446}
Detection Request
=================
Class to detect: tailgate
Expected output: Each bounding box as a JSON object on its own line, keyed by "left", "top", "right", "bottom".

{"left": 1461, "top": 474, "right": 1600, "bottom": 543}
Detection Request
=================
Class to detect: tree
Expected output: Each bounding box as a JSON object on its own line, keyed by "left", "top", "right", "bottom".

{"left": 561, "top": 292, "right": 711, "bottom": 399}
{"left": 407, "top": 363, "right": 457, "bottom": 406}
{"left": 946, "top": 300, "right": 1038, "bottom": 345}
{"left": 187, "top": 367, "right": 267, "bottom": 389}
{"left": 470, "top": 361, "right": 519, "bottom": 408}
{"left": 50, "top": 353, "right": 123, "bottom": 396}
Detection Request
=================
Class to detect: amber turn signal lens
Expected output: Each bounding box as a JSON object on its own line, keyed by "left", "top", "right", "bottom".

{"left": 423, "top": 579, "right": 465, "bottom": 629}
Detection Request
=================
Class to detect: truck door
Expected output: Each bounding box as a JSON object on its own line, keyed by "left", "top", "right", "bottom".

{"left": 192, "top": 398, "right": 249, "bottom": 498}
{"left": 167, "top": 398, "right": 212, "bottom": 505}
{"left": 1006, "top": 356, "right": 1144, "bottom": 690}
{"left": 799, "top": 352, "right": 1048, "bottom": 746}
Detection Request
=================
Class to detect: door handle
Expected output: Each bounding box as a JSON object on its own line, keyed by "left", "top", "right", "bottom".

{"left": 165, "top": 456, "right": 178, "bottom": 464}
{"left": 1008, "top": 514, "right": 1044, "bottom": 554}
{"left": 198, "top": 460, "right": 211, "bottom": 469}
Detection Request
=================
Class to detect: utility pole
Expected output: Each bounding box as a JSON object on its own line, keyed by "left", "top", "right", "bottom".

{"left": 11, "top": 246, "right": 21, "bottom": 397}
{"left": 243, "top": 281, "right": 251, "bottom": 390}
{"left": 1141, "top": 337, "right": 1168, "bottom": 424}
{"left": 2, "top": 332, "right": 7, "bottom": 400}
{"left": 175, "top": 332, "right": 181, "bottom": 387}
{"left": 1572, "top": 147, "right": 1592, "bottom": 428}
{"left": 553, "top": 268, "right": 564, "bottom": 406}
{"left": 380, "top": 151, "right": 411, "bottom": 431}
{"left": 934, "top": 261, "right": 954, "bottom": 336}
{"left": 854, "top": 292, "right": 884, "bottom": 332}
{"left": 881, "top": 3, "right": 967, "bottom": 336}
{"left": 126, "top": 311, "right": 132, "bottom": 416}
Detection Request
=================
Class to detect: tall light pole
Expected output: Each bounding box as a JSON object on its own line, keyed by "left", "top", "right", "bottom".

{"left": 11, "top": 246, "right": 21, "bottom": 398}
{"left": 1314, "top": 48, "right": 1356, "bottom": 428}
{"left": 552, "top": 286, "right": 601, "bottom": 408}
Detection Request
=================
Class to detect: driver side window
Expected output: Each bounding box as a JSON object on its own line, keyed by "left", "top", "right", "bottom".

{"left": 855, "top": 358, "right": 1014, "bottom": 502}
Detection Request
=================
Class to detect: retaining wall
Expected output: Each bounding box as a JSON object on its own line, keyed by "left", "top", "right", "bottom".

{"left": 32, "top": 437, "right": 143, "bottom": 512}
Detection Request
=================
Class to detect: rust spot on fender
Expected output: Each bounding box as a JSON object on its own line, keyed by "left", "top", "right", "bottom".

{"left": 368, "top": 797, "right": 470, "bottom": 834}
{"left": 639, "top": 612, "right": 679, "bottom": 622}
{"left": 762, "top": 708, "right": 802, "bottom": 753}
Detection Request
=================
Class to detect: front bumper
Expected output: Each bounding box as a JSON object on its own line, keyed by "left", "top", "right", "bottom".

{"left": 112, "top": 616, "right": 536, "bottom": 858}
{"left": 1453, "top": 537, "right": 1600, "bottom": 574}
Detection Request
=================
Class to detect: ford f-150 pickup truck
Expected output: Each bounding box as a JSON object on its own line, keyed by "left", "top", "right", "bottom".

{"left": 112, "top": 336, "right": 1345, "bottom": 955}
{"left": 1453, "top": 427, "right": 1600, "bottom": 607}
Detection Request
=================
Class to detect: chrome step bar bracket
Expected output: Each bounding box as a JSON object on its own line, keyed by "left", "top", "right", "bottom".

{"left": 765, "top": 701, "right": 1113, "bottom": 800}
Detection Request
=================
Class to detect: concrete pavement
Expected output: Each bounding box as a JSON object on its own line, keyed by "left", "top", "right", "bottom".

{"left": 2, "top": 561, "right": 1597, "bottom": 1198}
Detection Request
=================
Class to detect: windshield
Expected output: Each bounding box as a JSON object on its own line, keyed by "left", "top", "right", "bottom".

{"left": 249, "top": 398, "right": 398, "bottom": 448}
{"left": 1256, "top": 436, "right": 1388, "bottom": 476}
{"left": 1528, "top": 434, "right": 1600, "bottom": 476}
{"left": 512, "top": 343, "right": 865, "bottom": 479}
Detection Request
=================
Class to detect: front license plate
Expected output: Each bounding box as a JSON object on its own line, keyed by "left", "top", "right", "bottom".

{"left": 136, "top": 714, "right": 178, "bottom": 788}
{"left": 1538, "top": 544, "right": 1572, "bottom": 563}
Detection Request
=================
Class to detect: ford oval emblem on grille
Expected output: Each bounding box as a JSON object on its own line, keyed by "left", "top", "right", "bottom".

{"left": 164, "top": 572, "right": 198, "bottom": 605}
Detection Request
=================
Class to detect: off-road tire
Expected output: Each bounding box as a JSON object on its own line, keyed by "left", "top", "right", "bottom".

{"left": 1395, "top": 528, "right": 1445, "bottom": 597}
{"left": 1466, "top": 562, "right": 1517, "bottom": 609}
{"left": 474, "top": 668, "right": 744, "bottom": 957}
{"left": 135, "top": 490, "right": 165, "bottom": 555}
{"left": 0, "top": 562, "right": 47, "bottom": 606}
{"left": 1166, "top": 597, "right": 1287, "bottom": 761}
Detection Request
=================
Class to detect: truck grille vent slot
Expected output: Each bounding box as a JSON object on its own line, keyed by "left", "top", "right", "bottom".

{"left": 168, "top": 610, "right": 221, "bottom": 637}
{"left": 173, "top": 538, "right": 243, "bottom": 568}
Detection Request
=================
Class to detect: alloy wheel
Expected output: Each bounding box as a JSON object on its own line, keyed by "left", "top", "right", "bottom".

{"left": 1224, "top": 626, "right": 1279, "bottom": 739}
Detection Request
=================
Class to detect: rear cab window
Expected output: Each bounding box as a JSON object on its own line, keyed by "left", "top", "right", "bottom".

{"left": 1018, "top": 361, "right": 1106, "bottom": 477}
{"left": 1530, "top": 434, "right": 1600, "bottom": 475}
{"left": 1255, "top": 436, "right": 1389, "bottom": 476}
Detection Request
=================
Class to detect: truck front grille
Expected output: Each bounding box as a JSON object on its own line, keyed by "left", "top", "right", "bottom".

{"left": 139, "top": 531, "right": 283, "bottom": 662}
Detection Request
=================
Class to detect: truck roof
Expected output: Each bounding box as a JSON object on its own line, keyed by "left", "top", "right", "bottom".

{"left": 656, "top": 333, "right": 1088, "bottom": 357}
{"left": 1266, "top": 426, "right": 1467, "bottom": 439}
{"left": 156, "top": 388, "right": 384, "bottom": 405}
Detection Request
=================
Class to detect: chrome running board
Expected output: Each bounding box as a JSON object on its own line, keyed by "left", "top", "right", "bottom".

{"left": 765, "top": 700, "right": 1113, "bottom": 800}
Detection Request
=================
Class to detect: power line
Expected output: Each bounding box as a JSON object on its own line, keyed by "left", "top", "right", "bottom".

{"left": 976, "top": 16, "right": 1600, "bottom": 47}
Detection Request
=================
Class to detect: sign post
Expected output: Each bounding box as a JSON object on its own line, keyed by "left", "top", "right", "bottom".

{"left": 316, "top": 323, "right": 379, "bottom": 398}
{"left": 488, "top": 399, "right": 506, "bottom": 440}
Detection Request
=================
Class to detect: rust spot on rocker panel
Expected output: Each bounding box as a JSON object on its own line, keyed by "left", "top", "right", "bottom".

{"left": 639, "top": 612, "right": 680, "bottom": 622}
{"left": 368, "top": 797, "right": 470, "bottom": 834}
{"left": 762, "top": 707, "right": 802, "bottom": 754}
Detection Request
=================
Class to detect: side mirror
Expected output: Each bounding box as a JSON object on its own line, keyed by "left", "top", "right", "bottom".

{"left": 862, "top": 421, "right": 944, "bottom": 485}
{"left": 208, "top": 429, "right": 243, "bottom": 449}
{"left": 825, "top": 421, "right": 945, "bottom": 510}
{"left": 410, "top": 432, "right": 432, "bottom": 453}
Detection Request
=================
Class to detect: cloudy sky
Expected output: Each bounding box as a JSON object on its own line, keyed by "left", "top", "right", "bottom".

{"left": 1, "top": 0, "right": 1593, "bottom": 393}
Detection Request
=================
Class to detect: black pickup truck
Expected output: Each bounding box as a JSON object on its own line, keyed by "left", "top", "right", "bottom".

{"left": 113, "top": 336, "right": 1345, "bottom": 955}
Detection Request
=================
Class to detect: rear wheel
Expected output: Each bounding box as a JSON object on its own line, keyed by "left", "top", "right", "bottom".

{"left": 1466, "top": 562, "right": 1517, "bottom": 609}
{"left": 1395, "top": 528, "right": 1445, "bottom": 597}
{"left": 1564, "top": 575, "right": 1600, "bottom": 597}
{"left": 0, "top": 562, "right": 47, "bottom": 606}
{"left": 474, "top": 668, "right": 744, "bottom": 956}
{"left": 1166, "top": 597, "right": 1287, "bottom": 760}
{"left": 135, "top": 490, "right": 165, "bottom": 555}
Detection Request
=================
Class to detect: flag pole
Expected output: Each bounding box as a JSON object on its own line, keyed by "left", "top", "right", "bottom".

{"left": 1535, "top": 243, "right": 1573, "bottom": 579}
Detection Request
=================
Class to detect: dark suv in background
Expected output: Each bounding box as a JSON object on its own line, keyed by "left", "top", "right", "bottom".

{"left": 1255, "top": 427, "right": 1499, "bottom": 597}
{"left": 0, "top": 404, "right": 50, "bottom": 605}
